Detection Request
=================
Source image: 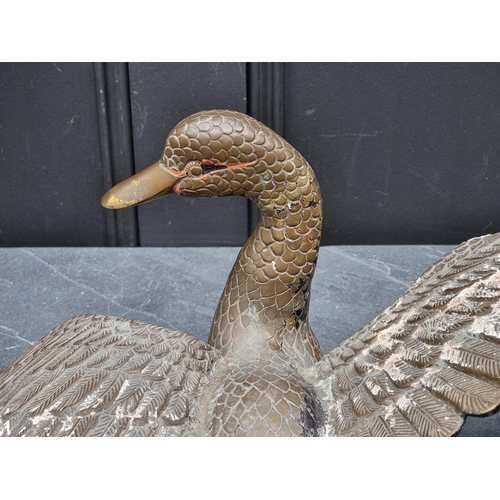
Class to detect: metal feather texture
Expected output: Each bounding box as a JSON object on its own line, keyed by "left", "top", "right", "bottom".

{"left": 0, "top": 315, "right": 216, "bottom": 436}
{"left": 304, "top": 233, "right": 500, "bottom": 436}
{"left": 2, "top": 110, "right": 500, "bottom": 436}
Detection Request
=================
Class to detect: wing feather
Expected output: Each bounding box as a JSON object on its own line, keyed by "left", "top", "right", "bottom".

{"left": 396, "top": 388, "right": 462, "bottom": 437}
{"left": 307, "top": 233, "right": 500, "bottom": 436}
{"left": 28, "top": 367, "right": 84, "bottom": 414}
{"left": 0, "top": 314, "right": 218, "bottom": 436}
{"left": 85, "top": 413, "right": 123, "bottom": 437}
{"left": 164, "top": 392, "right": 189, "bottom": 423}
{"left": 57, "top": 370, "right": 108, "bottom": 411}
{"left": 354, "top": 408, "right": 418, "bottom": 437}
{"left": 45, "top": 346, "right": 81, "bottom": 371}
{"left": 2, "top": 369, "right": 62, "bottom": 415}
{"left": 59, "top": 413, "right": 100, "bottom": 437}
{"left": 445, "top": 335, "right": 500, "bottom": 379}
{"left": 78, "top": 372, "right": 127, "bottom": 411}
{"left": 422, "top": 365, "right": 500, "bottom": 414}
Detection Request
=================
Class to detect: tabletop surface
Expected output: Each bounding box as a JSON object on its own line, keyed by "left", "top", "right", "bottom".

{"left": 1, "top": 244, "right": 498, "bottom": 437}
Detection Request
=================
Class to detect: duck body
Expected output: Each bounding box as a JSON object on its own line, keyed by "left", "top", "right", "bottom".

{"left": 2, "top": 110, "right": 500, "bottom": 437}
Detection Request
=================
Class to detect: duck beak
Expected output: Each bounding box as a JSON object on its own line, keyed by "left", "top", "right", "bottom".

{"left": 101, "top": 161, "right": 180, "bottom": 209}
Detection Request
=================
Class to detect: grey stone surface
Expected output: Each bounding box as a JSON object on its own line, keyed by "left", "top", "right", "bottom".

{"left": 0, "top": 245, "right": 498, "bottom": 436}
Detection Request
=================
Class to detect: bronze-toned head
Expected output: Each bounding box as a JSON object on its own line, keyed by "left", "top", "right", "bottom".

{"left": 101, "top": 110, "right": 312, "bottom": 213}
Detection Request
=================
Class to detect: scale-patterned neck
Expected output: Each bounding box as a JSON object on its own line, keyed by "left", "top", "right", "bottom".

{"left": 208, "top": 160, "right": 323, "bottom": 367}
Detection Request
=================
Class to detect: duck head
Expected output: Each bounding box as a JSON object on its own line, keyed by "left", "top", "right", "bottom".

{"left": 101, "top": 109, "right": 314, "bottom": 214}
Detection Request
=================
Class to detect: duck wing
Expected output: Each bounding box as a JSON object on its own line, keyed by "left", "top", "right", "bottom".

{"left": 0, "top": 314, "right": 217, "bottom": 436}
{"left": 305, "top": 233, "right": 500, "bottom": 436}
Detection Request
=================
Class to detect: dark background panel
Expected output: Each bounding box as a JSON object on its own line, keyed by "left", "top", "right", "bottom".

{"left": 128, "top": 62, "right": 249, "bottom": 246}
{"left": 284, "top": 63, "right": 500, "bottom": 245}
{"left": 0, "top": 62, "right": 109, "bottom": 246}
{"left": 0, "top": 63, "right": 500, "bottom": 247}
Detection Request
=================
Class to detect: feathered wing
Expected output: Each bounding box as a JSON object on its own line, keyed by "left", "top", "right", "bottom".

{"left": 305, "top": 233, "right": 500, "bottom": 436}
{"left": 0, "top": 314, "right": 217, "bottom": 436}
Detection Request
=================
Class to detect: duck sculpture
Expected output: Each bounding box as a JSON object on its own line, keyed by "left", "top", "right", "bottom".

{"left": 2, "top": 109, "right": 500, "bottom": 437}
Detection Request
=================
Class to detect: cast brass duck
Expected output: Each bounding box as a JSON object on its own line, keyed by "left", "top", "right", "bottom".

{"left": 2, "top": 110, "right": 500, "bottom": 437}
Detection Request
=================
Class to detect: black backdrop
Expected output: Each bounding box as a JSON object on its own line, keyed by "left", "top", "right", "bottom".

{"left": 1, "top": 62, "right": 499, "bottom": 247}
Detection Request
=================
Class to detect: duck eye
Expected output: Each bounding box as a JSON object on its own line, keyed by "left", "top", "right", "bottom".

{"left": 185, "top": 162, "right": 203, "bottom": 176}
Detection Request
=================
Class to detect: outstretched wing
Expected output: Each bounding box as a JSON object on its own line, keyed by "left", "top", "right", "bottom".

{"left": 0, "top": 314, "right": 217, "bottom": 436}
{"left": 305, "top": 233, "right": 500, "bottom": 436}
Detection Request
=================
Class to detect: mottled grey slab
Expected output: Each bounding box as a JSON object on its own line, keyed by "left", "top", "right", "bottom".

{"left": 0, "top": 245, "right": 497, "bottom": 436}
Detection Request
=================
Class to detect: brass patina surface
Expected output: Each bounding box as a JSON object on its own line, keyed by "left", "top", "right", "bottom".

{"left": 2, "top": 110, "right": 500, "bottom": 436}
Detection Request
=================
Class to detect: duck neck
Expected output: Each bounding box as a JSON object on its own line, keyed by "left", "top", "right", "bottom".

{"left": 208, "top": 162, "right": 323, "bottom": 365}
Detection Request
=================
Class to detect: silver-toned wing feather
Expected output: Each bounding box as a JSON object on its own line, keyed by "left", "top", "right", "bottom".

{"left": 305, "top": 233, "right": 500, "bottom": 436}
{"left": 0, "top": 314, "right": 217, "bottom": 436}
